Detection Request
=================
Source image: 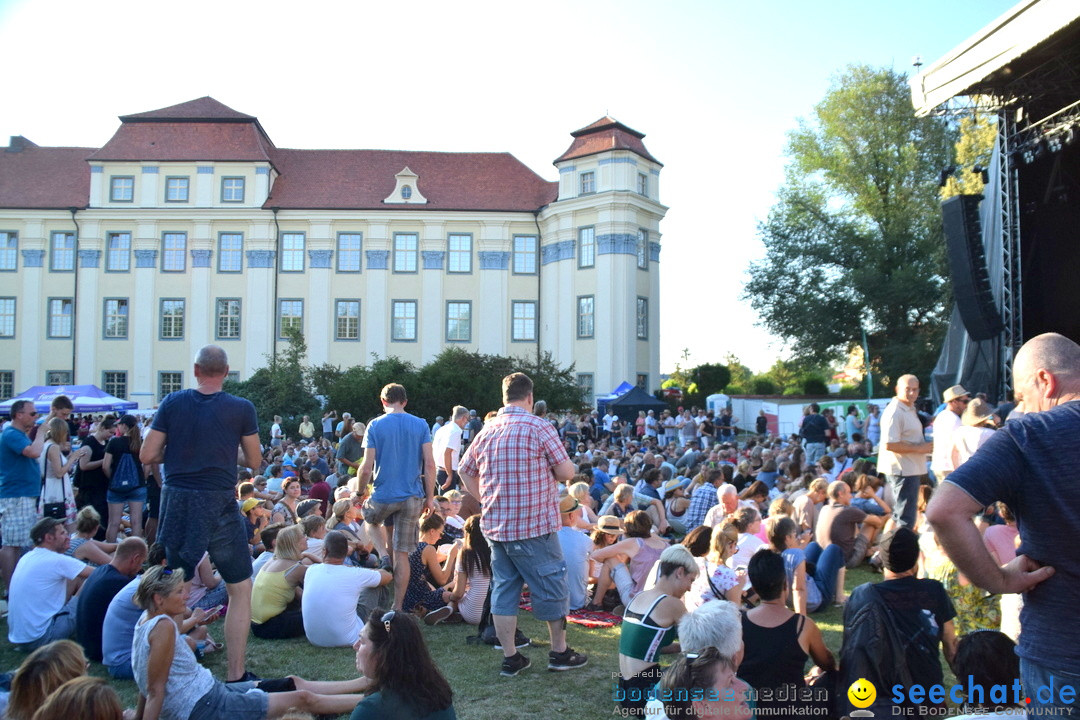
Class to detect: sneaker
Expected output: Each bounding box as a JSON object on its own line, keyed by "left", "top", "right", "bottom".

{"left": 548, "top": 647, "right": 588, "bottom": 671}
{"left": 226, "top": 670, "right": 261, "bottom": 684}
{"left": 493, "top": 629, "right": 531, "bottom": 650}
{"left": 500, "top": 651, "right": 531, "bottom": 677}
{"left": 425, "top": 606, "right": 453, "bottom": 625}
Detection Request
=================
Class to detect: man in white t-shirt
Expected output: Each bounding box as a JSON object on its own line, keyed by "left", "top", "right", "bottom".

{"left": 930, "top": 384, "right": 968, "bottom": 484}
{"left": 8, "top": 517, "right": 93, "bottom": 650}
{"left": 271, "top": 415, "right": 283, "bottom": 447}
{"left": 433, "top": 405, "right": 469, "bottom": 492}
{"left": 644, "top": 410, "right": 658, "bottom": 440}
{"left": 301, "top": 530, "right": 392, "bottom": 647}
{"left": 602, "top": 411, "right": 615, "bottom": 439}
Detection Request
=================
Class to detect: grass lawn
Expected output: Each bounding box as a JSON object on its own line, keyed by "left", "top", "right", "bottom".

{"left": 0, "top": 565, "right": 954, "bottom": 719}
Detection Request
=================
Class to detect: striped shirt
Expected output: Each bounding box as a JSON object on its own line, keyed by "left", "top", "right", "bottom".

{"left": 459, "top": 405, "right": 569, "bottom": 542}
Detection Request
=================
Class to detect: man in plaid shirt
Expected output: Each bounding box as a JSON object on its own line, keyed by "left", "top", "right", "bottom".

{"left": 460, "top": 372, "right": 587, "bottom": 677}
{"left": 683, "top": 468, "right": 723, "bottom": 530}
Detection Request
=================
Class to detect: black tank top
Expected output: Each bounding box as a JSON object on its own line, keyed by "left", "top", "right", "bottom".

{"left": 738, "top": 612, "right": 808, "bottom": 693}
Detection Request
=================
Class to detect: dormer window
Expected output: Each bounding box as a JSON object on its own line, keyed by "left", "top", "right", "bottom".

{"left": 384, "top": 168, "right": 427, "bottom": 204}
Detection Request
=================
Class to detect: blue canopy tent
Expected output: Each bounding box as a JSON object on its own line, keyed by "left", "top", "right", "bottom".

{"left": 0, "top": 384, "right": 138, "bottom": 415}
{"left": 595, "top": 381, "right": 635, "bottom": 414}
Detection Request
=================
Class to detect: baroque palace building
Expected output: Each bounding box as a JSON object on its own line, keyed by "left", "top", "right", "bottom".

{"left": 0, "top": 98, "right": 666, "bottom": 409}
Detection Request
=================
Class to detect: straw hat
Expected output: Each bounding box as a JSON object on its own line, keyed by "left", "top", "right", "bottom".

{"left": 596, "top": 515, "right": 623, "bottom": 535}
{"left": 961, "top": 397, "right": 995, "bottom": 427}
{"left": 942, "top": 384, "right": 970, "bottom": 403}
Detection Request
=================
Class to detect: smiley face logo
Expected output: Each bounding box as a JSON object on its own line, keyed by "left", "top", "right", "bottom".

{"left": 848, "top": 678, "right": 876, "bottom": 709}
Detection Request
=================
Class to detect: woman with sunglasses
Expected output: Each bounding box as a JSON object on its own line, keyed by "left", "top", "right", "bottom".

{"left": 132, "top": 565, "right": 365, "bottom": 720}
{"left": 352, "top": 608, "right": 456, "bottom": 719}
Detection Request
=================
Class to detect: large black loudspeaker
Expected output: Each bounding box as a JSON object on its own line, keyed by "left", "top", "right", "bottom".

{"left": 942, "top": 194, "right": 1005, "bottom": 341}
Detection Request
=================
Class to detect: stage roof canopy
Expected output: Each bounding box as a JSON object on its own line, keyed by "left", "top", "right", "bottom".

{"left": 910, "top": 0, "right": 1080, "bottom": 116}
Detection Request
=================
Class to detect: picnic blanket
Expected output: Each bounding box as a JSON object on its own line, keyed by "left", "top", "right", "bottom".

{"left": 518, "top": 591, "right": 623, "bottom": 628}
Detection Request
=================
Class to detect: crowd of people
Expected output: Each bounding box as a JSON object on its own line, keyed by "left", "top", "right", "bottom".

{"left": 0, "top": 333, "right": 1076, "bottom": 718}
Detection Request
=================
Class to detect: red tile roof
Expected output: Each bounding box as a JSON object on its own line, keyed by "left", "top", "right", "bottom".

{"left": 0, "top": 143, "right": 92, "bottom": 209}
{"left": 554, "top": 116, "right": 662, "bottom": 166}
{"left": 88, "top": 122, "right": 276, "bottom": 163}
{"left": 265, "top": 149, "right": 557, "bottom": 212}
{"left": 119, "top": 97, "right": 257, "bottom": 122}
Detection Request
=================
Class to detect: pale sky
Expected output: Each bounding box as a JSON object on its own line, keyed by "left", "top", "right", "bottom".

{"left": 0, "top": 0, "right": 1018, "bottom": 374}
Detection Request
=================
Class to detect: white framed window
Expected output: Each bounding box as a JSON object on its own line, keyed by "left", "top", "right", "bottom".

{"left": 0, "top": 371, "right": 12, "bottom": 401}
{"left": 162, "top": 233, "right": 187, "bottom": 272}
{"left": 577, "top": 295, "right": 594, "bottom": 338}
{"left": 401, "top": 185, "right": 413, "bottom": 200}
{"left": 47, "top": 298, "right": 73, "bottom": 338}
{"left": 103, "top": 371, "right": 127, "bottom": 399}
{"left": 278, "top": 299, "right": 304, "bottom": 338}
{"left": 636, "top": 297, "right": 649, "bottom": 339}
{"left": 216, "top": 298, "right": 241, "bottom": 340}
{"left": 0, "top": 232, "right": 17, "bottom": 271}
{"left": 637, "top": 229, "right": 649, "bottom": 270}
{"left": 447, "top": 234, "right": 472, "bottom": 273}
{"left": 103, "top": 298, "right": 128, "bottom": 339}
{"left": 637, "top": 172, "right": 648, "bottom": 196}
{"left": 110, "top": 176, "right": 134, "bottom": 202}
{"left": 337, "top": 233, "right": 362, "bottom": 272}
{"left": 50, "top": 232, "right": 75, "bottom": 272}
{"left": 164, "top": 176, "right": 190, "bottom": 202}
{"left": 513, "top": 235, "right": 537, "bottom": 274}
{"left": 392, "top": 300, "right": 417, "bottom": 341}
{"left": 159, "top": 371, "right": 183, "bottom": 401}
{"left": 160, "top": 299, "right": 185, "bottom": 339}
{"left": 511, "top": 301, "right": 536, "bottom": 342}
{"left": 47, "top": 370, "right": 72, "bottom": 386}
{"left": 336, "top": 300, "right": 361, "bottom": 340}
{"left": 580, "top": 171, "right": 595, "bottom": 195}
{"left": 281, "top": 233, "right": 305, "bottom": 272}
{"left": 0, "top": 297, "right": 14, "bottom": 337}
{"left": 578, "top": 373, "right": 594, "bottom": 404}
{"left": 106, "top": 232, "right": 131, "bottom": 272}
{"left": 446, "top": 301, "right": 471, "bottom": 342}
{"left": 218, "top": 233, "right": 243, "bottom": 272}
{"left": 221, "top": 177, "right": 245, "bottom": 203}
{"left": 578, "top": 227, "right": 595, "bottom": 268}
{"left": 393, "top": 233, "right": 418, "bottom": 273}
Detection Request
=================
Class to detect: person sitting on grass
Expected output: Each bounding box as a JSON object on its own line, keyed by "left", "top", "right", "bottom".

{"left": 700, "top": 521, "right": 746, "bottom": 605}
{"left": 6, "top": 641, "right": 87, "bottom": 720}
{"left": 617, "top": 545, "right": 698, "bottom": 717}
{"left": 590, "top": 510, "right": 669, "bottom": 610}
{"left": 584, "top": 515, "right": 624, "bottom": 611}
{"left": 250, "top": 524, "right": 310, "bottom": 639}
{"left": 447, "top": 515, "right": 491, "bottom": 625}
{"left": 65, "top": 506, "right": 117, "bottom": 567}
{"left": 28, "top": 676, "right": 124, "bottom": 720}
{"left": 950, "top": 631, "right": 1022, "bottom": 719}
{"left": 767, "top": 515, "right": 843, "bottom": 615}
{"left": 133, "top": 565, "right": 367, "bottom": 720}
{"left": 302, "top": 530, "right": 392, "bottom": 647}
{"left": 402, "top": 512, "right": 459, "bottom": 625}
{"left": 351, "top": 608, "right": 457, "bottom": 719}
{"left": 659, "top": 648, "right": 752, "bottom": 719}
{"left": 300, "top": 514, "right": 328, "bottom": 562}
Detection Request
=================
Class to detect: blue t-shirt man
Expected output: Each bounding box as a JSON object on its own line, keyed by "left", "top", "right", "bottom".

{"left": 362, "top": 411, "right": 431, "bottom": 503}
{"left": 0, "top": 425, "right": 39, "bottom": 498}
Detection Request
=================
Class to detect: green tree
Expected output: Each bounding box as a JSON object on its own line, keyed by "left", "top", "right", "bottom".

{"left": 941, "top": 115, "right": 997, "bottom": 199}
{"left": 691, "top": 363, "right": 732, "bottom": 397}
{"left": 745, "top": 65, "right": 955, "bottom": 389}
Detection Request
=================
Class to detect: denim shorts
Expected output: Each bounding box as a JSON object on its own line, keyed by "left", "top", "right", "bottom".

{"left": 159, "top": 486, "right": 252, "bottom": 584}
{"left": 489, "top": 532, "right": 569, "bottom": 621}
{"left": 188, "top": 682, "right": 269, "bottom": 720}
{"left": 107, "top": 484, "right": 147, "bottom": 505}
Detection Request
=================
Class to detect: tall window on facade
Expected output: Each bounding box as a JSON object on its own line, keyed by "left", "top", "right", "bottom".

{"left": 392, "top": 300, "right": 417, "bottom": 341}
{"left": 580, "top": 171, "right": 595, "bottom": 195}
{"left": 637, "top": 172, "right": 649, "bottom": 196}
{"left": 103, "top": 298, "right": 129, "bottom": 339}
{"left": 218, "top": 234, "right": 243, "bottom": 272}
{"left": 337, "top": 233, "right": 362, "bottom": 272}
{"left": 162, "top": 233, "right": 187, "bottom": 271}
{"left": 281, "top": 233, "right": 305, "bottom": 272}
{"left": 446, "top": 302, "right": 471, "bottom": 342}
{"left": 0, "top": 298, "right": 14, "bottom": 337}
{"left": 216, "top": 299, "right": 241, "bottom": 340}
{"left": 0, "top": 232, "right": 16, "bottom": 271}
{"left": 578, "top": 373, "right": 594, "bottom": 404}
{"left": 160, "top": 299, "right": 185, "bottom": 339}
{"left": 636, "top": 373, "right": 648, "bottom": 390}
{"left": 159, "top": 372, "right": 183, "bottom": 401}
{"left": 0, "top": 371, "right": 13, "bottom": 400}
{"left": 110, "top": 176, "right": 134, "bottom": 202}
{"left": 279, "top": 300, "right": 303, "bottom": 337}
{"left": 513, "top": 235, "right": 537, "bottom": 274}
{"left": 47, "top": 298, "right": 73, "bottom": 338}
{"left": 511, "top": 301, "right": 536, "bottom": 342}
{"left": 577, "top": 296, "right": 594, "bottom": 338}
{"left": 47, "top": 371, "right": 72, "bottom": 386}
{"left": 636, "top": 297, "right": 649, "bottom": 339}
{"left": 50, "top": 232, "right": 75, "bottom": 271}
{"left": 336, "top": 300, "right": 360, "bottom": 340}
{"left": 637, "top": 229, "right": 649, "bottom": 269}
{"left": 578, "top": 227, "right": 595, "bottom": 268}
{"left": 106, "top": 233, "right": 131, "bottom": 272}
{"left": 394, "top": 234, "right": 418, "bottom": 273}
{"left": 447, "top": 234, "right": 472, "bottom": 273}
{"left": 165, "top": 176, "right": 190, "bottom": 202}
{"left": 221, "top": 177, "right": 245, "bottom": 203}
{"left": 103, "top": 371, "right": 127, "bottom": 399}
